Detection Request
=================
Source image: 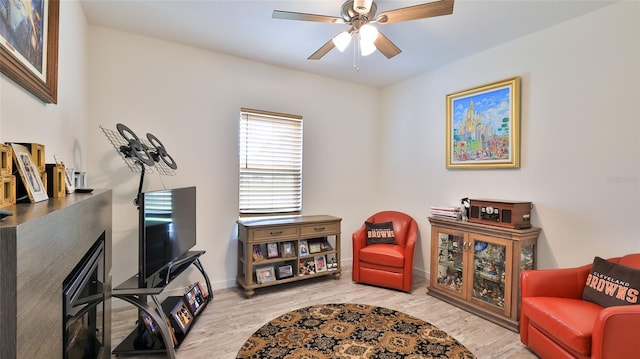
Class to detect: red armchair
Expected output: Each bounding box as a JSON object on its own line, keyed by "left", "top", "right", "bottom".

{"left": 520, "top": 254, "right": 640, "bottom": 359}
{"left": 352, "top": 211, "right": 417, "bottom": 292}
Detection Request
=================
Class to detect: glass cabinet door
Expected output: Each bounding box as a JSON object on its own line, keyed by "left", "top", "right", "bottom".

{"left": 520, "top": 244, "right": 535, "bottom": 271}
{"left": 470, "top": 235, "right": 512, "bottom": 314}
{"left": 435, "top": 231, "right": 466, "bottom": 296}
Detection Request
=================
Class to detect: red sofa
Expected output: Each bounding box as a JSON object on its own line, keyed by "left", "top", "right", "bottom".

{"left": 352, "top": 211, "right": 417, "bottom": 292}
{"left": 520, "top": 254, "right": 640, "bottom": 359}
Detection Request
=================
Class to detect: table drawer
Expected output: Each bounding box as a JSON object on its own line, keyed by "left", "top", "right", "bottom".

{"left": 253, "top": 226, "right": 299, "bottom": 241}
{"left": 301, "top": 222, "right": 340, "bottom": 236}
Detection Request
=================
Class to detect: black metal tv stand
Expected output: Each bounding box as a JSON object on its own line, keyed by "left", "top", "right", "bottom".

{"left": 112, "top": 251, "right": 212, "bottom": 358}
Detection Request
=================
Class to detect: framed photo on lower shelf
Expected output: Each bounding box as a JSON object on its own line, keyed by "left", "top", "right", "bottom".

{"left": 276, "top": 264, "right": 293, "bottom": 279}
{"left": 140, "top": 311, "right": 159, "bottom": 338}
{"left": 314, "top": 255, "right": 327, "bottom": 272}
{"left": 256, "top": 266, "right": 276, "bottom": 284}
{"left": 184, "top": 282, "right": 206, "bottom": 316}
{"left": 170, "top": 298, "right": 193, "bottom": 333}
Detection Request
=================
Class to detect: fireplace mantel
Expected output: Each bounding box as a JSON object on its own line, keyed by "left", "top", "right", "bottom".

{"left": 0, "top": 190, "right": 112, "bottom": 359}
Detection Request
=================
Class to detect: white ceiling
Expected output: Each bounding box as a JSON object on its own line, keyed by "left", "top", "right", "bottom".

{"left": 80, "top": 0, "right": 618, "bottom": 88}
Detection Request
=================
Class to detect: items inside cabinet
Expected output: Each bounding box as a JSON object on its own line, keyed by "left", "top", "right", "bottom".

{"left": 427, "top": 217, "right": 540, "bottom": 332}
{"left": 472, "top": 240, "right": 506, "bottom": 308}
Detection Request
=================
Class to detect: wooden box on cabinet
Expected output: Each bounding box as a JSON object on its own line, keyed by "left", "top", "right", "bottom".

{"left": 427, "top": 217, "right": 540, "bottom": 332}
{"left": 237, "top": 215, "right": 342, "bottom": 298}
{"left": 0, "top": 175, "right": 16, "bottom": 207}
{"left": 0, "top": 144, "right": 12, "bottom": 176}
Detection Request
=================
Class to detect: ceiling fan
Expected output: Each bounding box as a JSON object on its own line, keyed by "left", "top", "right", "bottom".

{"left": 273, "top": 0, "right": 454, "bottom": 60}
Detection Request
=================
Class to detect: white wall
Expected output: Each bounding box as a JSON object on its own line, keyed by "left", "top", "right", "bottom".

{"left": 380, "top": 1, "right": 640, "bottom": 274}
{"left": 0, "top": 1, "right": 89, "bottom": 171}
{"left": 86, "top": 27, "right": 381, "bottom": 293}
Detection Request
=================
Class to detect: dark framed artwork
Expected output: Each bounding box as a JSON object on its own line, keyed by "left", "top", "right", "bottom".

{"left": 0, "top": 0, "right": 59, "bottom": 103}
{"left": 446, "top": 77, "right": 521, "bottom": 169}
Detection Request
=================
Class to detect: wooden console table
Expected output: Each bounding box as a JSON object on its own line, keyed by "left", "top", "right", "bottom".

{"left": 237, "top": 215, "right": 342, "bottom": 298}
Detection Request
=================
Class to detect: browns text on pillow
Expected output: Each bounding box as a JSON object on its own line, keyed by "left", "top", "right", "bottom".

{"left": 582, "top": 256, "right": 640, "bottom": 307}
{"left": 365, "top": 221, "right": 396, "bottom": 245}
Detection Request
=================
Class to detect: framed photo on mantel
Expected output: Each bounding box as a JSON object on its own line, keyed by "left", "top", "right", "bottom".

{"left": 10, "top": 143, "right": 48, "bottom": 203}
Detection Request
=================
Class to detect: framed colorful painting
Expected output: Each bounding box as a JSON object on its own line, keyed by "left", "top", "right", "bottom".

{"left": 0, "top": 0, "right": 59, "bottom": 103}
{"left": 446, "top": 77, "right": 521, "bottom": 169}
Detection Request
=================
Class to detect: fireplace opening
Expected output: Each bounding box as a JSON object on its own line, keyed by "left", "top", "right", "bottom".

{"left": 63, "top": 233, "right": 106, "bottom": 359}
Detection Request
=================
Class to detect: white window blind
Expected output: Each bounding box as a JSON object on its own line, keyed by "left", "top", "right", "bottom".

{"left": 239, "top": 108, "right": 303, "bottom": 217}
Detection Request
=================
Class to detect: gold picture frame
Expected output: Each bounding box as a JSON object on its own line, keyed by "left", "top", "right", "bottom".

{"left": 0, "top": 0, "right": 59, "bottom": 103}
{"left": 446, "top": 77, "right": 521, "bottom": 169}
{"left": 10, "top": 143, "right": 48, "bottom": 203}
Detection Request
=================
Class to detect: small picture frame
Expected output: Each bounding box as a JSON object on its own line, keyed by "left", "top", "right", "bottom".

{"left": 10, "top": 143, "right": 48, "bottom": 203}
{"left": 255, "top": 266, "right": 276, "bottom": 284}
{"left": 314, "top": 255, "right": 327, "bottom": 272}
{"left": 64, "top": 167, "right": 75, "bottom": 193}
{"left": 266, "top": 242, "right": 279, "bottom": 258}
{"left": 309, "top": 242, "right": 321, "bottom": 254}
{"left": 299, "top": 240, "right": 309, "bottom": 256}
{"left": 252, "top": 244, "right": 265, "bottom": 262}
{"left": 140, "top": 311, "right": 159, "bottom": 338}
{"left": 320, "top": 239, "right": 333, "bottom": 251}
{"left": 184, "top": 282, "right": 206, "bottom": 316}
{"left": 281, "top": 242, "right": 295, "bottom": 258}
{"left": 276, "top": 264, "right": 293, "bottom": 279}
{"left": 170, "top": 298, "right": 193, "bottom": 333}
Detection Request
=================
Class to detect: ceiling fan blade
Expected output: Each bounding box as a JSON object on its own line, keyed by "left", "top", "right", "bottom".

{"left": 308, "top": 39, "right": 336, "bottom": 60}
{"left": 273, "top": 10, "right": 345, "bottom": 24}
{"left": 374, "top": 32, "right": 402, "bottom": 59}
{"left": 376, "top": 0, "right": 454, "bottom": 24}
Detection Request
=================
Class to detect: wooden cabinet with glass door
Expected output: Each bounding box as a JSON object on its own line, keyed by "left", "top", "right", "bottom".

{"left": 428, "top": 217, "right": 540, "bottom": 332}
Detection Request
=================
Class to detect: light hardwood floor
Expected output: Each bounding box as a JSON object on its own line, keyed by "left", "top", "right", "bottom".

{"left": 110, "top": 268, "right": 538, "bottom": 359}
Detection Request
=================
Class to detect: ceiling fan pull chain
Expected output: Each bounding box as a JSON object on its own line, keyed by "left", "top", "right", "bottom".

{"left": 353, "top": 36, "right": 360, "bottom": 72}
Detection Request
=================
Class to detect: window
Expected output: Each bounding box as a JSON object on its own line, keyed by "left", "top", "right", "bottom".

{"left": 239, "top": 108, "right": 303, "bottom": 217}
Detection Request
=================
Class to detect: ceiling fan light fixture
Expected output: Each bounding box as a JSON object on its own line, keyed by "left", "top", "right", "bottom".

{"left": 333, "top": 31, "right": 352, "bottom": 52}
{"left": 359, "top": 23, "right": 379, "bottom": 44}
{"left": 360, "top": 39, "right": 377, "bottom": 56}
{"left": 353, "top": 0, "right": 373, "bottom": 14}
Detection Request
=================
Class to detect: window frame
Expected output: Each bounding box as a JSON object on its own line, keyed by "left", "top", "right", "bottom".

{"left": 238, "top": 108, "right": 303, "bottom": 218}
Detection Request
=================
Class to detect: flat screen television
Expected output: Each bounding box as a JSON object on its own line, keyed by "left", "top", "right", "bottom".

{"left": 138, "top": 186, "right": 196, "bottom": 287}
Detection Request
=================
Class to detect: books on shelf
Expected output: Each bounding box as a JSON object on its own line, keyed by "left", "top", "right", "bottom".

{"left": 430, "top": 206, "right": 459, "bottom": 219}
